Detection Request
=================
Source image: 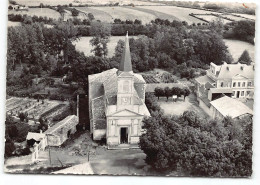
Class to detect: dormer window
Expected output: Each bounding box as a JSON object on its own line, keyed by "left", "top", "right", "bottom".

{"left": 241, "top": 66, "right": 244, "bottom": 70}
{"left": 226, "top": 67, "right": 229, "bottom": 71}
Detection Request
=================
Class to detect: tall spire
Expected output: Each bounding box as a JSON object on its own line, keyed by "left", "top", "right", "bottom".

{"left": 119, "top": 31, "right": 132, "bottom": 72}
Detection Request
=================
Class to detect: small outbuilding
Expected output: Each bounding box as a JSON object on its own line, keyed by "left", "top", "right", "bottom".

{"left": 210, "top": 96, "right": 253, "bottom": 119}
{"left": 45, "top": 115, "right": 79, "bottom": 146}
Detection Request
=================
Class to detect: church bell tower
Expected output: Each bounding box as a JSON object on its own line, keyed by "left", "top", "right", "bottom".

{"left": 117, "top": 32, "right": 134, "bottom": 108}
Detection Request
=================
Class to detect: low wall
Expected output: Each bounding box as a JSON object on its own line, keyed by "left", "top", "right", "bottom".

{"left": 198, "top": 99, "right": 211, "bottom": 116}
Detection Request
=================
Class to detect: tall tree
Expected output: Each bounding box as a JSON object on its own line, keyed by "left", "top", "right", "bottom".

{"left": 238, "top": 50, "right": 253, "bottom": 65}
{"left": 90, "top": 22, "right": 111, "bottom": 57}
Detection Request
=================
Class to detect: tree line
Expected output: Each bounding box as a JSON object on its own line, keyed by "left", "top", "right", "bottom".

{"left": 141, "top": 93, "right": 252, "bottom": 177}
{"left": 154, "top": 86, "right": 190, "bottom": 101}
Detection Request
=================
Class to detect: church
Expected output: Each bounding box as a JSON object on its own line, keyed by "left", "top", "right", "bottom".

{"left": 88, "top": 33, "right": 150, "bottom": 148}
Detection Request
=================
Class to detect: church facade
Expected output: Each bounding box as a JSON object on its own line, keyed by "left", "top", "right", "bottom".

{"left": 88, "top": 33, "right": 150, "bottom": 148}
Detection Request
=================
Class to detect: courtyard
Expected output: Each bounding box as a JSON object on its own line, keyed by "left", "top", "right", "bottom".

{"left": 157, "top": 93, "right": 209, "bottom": 118}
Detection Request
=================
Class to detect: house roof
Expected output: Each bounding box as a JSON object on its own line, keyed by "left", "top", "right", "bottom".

{"left": 195, "top": 75, "right": 215, "bottom": 84}
{"left": 45, "top": 115, "right": 78, "bottom": 135}
{"left": 216, "top": 62, "right": 254, "bottom": 79}
{"left": 210, "top": 96, "right": 253, "bottom": 118}
{"left": 119, "top": 32, "right": 132, "bottom": 72}
{"left": 209, "top": 88, "right": 233, "bottom": 94}
{"left": 205, "top": 82, "right": 214, "bottom": 89}
{"left": 26, "top": 132, "right": 45, "bottom": 141}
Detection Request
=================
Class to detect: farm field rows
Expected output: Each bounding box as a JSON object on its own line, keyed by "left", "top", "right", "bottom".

{"left": 140, "top": 6, "right": 222, "bottom": 24}
{"left": 6, "top": 97, "right": 68, "bottom": 121}
{"left": 221, "top": 14, "right": 248, "bottom": 21}
{"left": 8, "top": 8, "right": 61, "bottom": 20}
{"left": 89, "top": 6, "right": 157, "bottom": 24}
{"left": 235, "top": 13, "right": 256, "bottom": 20}
{"left": 223, "top": 39, "right": 255, "bottom": 62}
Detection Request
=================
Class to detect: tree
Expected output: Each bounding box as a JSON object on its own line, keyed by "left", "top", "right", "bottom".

{"left": 71, "top": 8, "right": 79, "bottom": 17}
{"left": 238, "top": 50, "right": 253, "bottom": 65}
{"left": 90, "top": 22, "right": 111, "bottom": 57}
{"left": 182, "top": 88, "right": 190, "bottom": 101}
{"left": 154, "top": 87, "right": 164, "bottom": 100}
{"left": 164, "top": 87, "right": 172, "bottom": 101}
{"left": 140, "top": 111, "right": 252, "bottom": 177}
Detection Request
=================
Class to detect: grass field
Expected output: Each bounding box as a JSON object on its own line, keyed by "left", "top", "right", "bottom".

{"left": 8, "top": 8, "right": 61, "bottom": 20}
{"left": 140, "top": 6, "right": 222, "bottom": 24}
{"left": 75, "top": 7, "right": 113, "bottom": 22}
{"left": 224, "top": 39, "right": 255, "bottom": 62}
{"left": 8, "top": 21, "right": 21, "bottom": 27}
{"left": 73, "top": 36, "right": 138, "bottom": 57}
{"left": 89, "top": 6, "right": 157, "bottom": 24}
{"left": 195, "top": 14, "right": 231, "bottom": 24}
{"left": 15, "top": 0, "right": 163, "bottom": 6}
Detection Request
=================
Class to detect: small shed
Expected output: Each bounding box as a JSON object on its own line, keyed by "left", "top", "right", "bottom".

{"left": 45, "top": 115, "right": 79, "bottom": 146}
{"left": 210, "top": 96, "right": 253, "bottom": 119}
{"left": 26, "top": 132, "right": 45, "bottom": 146}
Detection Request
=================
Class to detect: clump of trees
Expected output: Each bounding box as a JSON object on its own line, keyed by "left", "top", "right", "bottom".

{"left": 154, "top": 86, "right": 190, "bottom": 101}
{"left": 139, "top": 100, "right": 253, "bottom": 177}
{"left": 238, "top": 50, "right": 253, "bottom": 65}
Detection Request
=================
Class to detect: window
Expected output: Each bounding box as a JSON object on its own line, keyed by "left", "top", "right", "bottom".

{"left": 238, "top": 82, "right": 241, "bottom": 87}
{"left": 123, "top": 81, "right": 130, "bottom": 92}
{"left": 233, "top": 82, "right": 236, "bottom": 87}
{"left": 220, "top": 82, "right": 224, "bottom": 87}
{"left": 242, "top": 82, "right": 245, "bottom": 87}
{"left": 248, "top": 82, "right": 252, "bottom": 87}
{"left": 247, "top": 91, "right": 250, "bottom": 96}
{"left": 241, "top": 91, "right": 244, "bottom": 96}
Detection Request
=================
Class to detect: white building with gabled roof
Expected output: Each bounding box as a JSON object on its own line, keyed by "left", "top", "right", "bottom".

{"left": 88, "top": 33, "right": 150, "bottom": 149}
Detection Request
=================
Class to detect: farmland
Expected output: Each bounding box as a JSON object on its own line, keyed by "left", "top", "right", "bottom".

{"left": 14, "top": 0, "right": 163, "bottom": 6}
{"left": 75, "top": 7, "right": 113, "bottom": 22}
{"left": 140, "top": 6, "right": 222, "bottom": 24}
{"left": 6, "top": 97, "right": 69, "bottom": 121}
{"left": 193, "top": 14, "right": 231, "bottom": 24}
{"left": 223, "top": 39, "right": 255, "bottom": 62}
{"left": 89, "top": 6, "right": 157, "bottom": 24}
{"left": 8, "top": 8, "right": 61, "bottom": 20}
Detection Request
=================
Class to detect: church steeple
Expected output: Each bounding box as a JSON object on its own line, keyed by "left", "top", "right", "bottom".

{"left": 119, "top": 32, "right": 132, "bottom": 72}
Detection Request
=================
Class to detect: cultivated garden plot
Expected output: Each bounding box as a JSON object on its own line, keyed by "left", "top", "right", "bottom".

{"left": 8, "top": 8, "right": 61, "bottom": 20}
{"left": 89, "top": 6, "right": 157, "bottom": 24}
{"left": 6, "top": 97, "right": 68, "bottom": 121}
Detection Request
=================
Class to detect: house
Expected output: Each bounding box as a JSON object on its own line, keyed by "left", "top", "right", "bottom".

{"left": 88, "top": 33, "right": 150, "bottom": 148}
{"left": 26, "top": 131, "right": 45, "bottom": 146}
{"left": 210, "top": 96, "right": 253, "bottom": 119}
{"left": 45, "top": 115, "right": 78, "bottom": 146}
{"left": 195, "top": 62, "right": 254, "bottom": 115}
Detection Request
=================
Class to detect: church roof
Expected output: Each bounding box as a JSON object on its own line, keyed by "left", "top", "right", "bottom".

{"left": 119, "top": 32, "right": 132, "bottom": 72}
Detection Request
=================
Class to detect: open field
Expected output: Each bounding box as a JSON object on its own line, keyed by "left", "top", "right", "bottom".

{"left": 73, "top": 36, "right": 138, "bottom": 57}
{"left": 15, "top": 0, "right": 164, "bottom": 6}
{"left": 140, "top": 6, "right": 222, "bottom": 24}
{"left": 8, "top": 8, "right": 61, "bottom": 20}
{"left": 89, "top": 6, "right": 157, "bottom": 24}
{"left": 194, "top": 14, "right": 231, "bottom": 24}
{"left": 75, "top": 7, "right": 113, "bottom": 22}
{"left": 8, "top": 21, "right": 21, "bottom": 27}
{"left": 224, "top": 39, "right": 255, "bottom": 62}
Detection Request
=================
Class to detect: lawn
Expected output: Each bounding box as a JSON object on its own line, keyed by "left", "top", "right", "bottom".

{"left": 140, "top": 6, "right": 221, "bottom": 24}
{"left": 75, "top": 7, "right": 113, "bottom": 22}
{"left": 8, "top": 8, "right": 61, "bottom": 20}
{"left": 89, "top": 6, "right": 157, "bottom": 24}
{"left": 157, "top": 93, "right": 209, "bottom": 118}
{"left": 125, "top": 6, "right": 179, "bottom": 21}
{"left": 224, "top": 39, "right": 255, "bottom": 62}
{"left": 73, "top": 36, "right": 138, "bottom": 57}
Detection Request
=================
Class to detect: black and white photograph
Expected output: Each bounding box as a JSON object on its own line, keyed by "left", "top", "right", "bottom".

{"left": 2, "top": 0, "right": 257, "bottom": 179}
